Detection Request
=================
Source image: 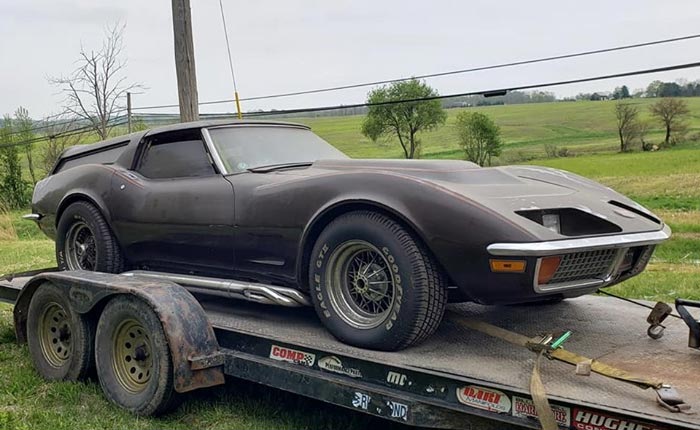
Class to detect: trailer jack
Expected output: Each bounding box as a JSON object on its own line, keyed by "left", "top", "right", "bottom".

{"left": 676, "top": 299, "right": 700, "bottom": 350}
{"left": 644, "top": 298, "right": 700, "bottom": 350}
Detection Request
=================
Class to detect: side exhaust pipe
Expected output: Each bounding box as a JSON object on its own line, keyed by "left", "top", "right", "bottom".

{"left": 122, "top": 271, "right": 311, "bottom": 307}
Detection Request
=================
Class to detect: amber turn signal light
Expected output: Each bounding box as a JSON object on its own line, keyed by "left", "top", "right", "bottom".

{"left": 537, "top": 256, "right": 562, "bottom": 285}
{"left": 489, "top": 259, "right": 527, "bottom": 273}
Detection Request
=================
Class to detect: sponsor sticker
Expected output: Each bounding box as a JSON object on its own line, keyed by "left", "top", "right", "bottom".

{"left": 386, "top": 371, "right": 408, "bottom": 386}
{"left": 386, "top": 400, "right": 409, "bottom": 421}
{"left": 318, "top": 356, "right": 362, "bottom": 378}
{"left": 456, "top": 385, "right": 511, "bottom": 413}
{"left": 572, "top": 408, "right": 667, "bottom": 430}
{"left": 352, "top": 392, "right": 371, "bottom": 410}
{"left": 269, "top": 345, "right": 315, "bottom": 367}
{"left": 512, "top": 396, "right": 571, "bottom": 428}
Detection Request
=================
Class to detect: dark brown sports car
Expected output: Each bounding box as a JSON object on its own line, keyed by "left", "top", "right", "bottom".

{"left": 26, "top": 120, "right": 670, "bottom": 350}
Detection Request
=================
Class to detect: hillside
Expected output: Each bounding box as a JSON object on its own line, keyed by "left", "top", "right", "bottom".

{"left": 301, "top": 98, "right": 700, "bottom": 160}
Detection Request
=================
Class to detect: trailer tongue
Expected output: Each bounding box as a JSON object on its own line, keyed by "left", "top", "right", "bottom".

{"left": 1, "top": 270, "right": 699, "bottom": 429}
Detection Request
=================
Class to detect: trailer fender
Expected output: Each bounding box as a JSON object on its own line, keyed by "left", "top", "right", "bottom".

{"left": 13, "top": 270, "right": 225, "bottom": 393}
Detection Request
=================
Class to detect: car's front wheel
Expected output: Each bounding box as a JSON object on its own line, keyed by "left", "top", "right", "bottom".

{"left": 56, "top": 201, "right": 125, "bottom": 273}
{"left": 310, "top": 211, "right": 447, "bottom": 351}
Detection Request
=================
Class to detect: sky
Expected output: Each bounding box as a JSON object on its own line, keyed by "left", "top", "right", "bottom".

{"left": 1, "top": 0, "right": 700, "bottom": 118}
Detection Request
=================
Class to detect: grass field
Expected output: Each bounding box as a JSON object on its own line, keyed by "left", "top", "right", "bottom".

{"left": 1, "top": 98, "right": 699, "bottom": 429}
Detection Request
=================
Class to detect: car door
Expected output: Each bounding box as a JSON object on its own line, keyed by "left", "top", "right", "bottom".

{"left": 109, "top": 128, "right": 236, "bottom": 274}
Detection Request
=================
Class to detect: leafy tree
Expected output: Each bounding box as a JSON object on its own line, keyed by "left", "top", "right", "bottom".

{"left": 612, "top": 85, "right": 630, "bottom": 100}
{"left": 614, "top": 102, "right": 642, "bottom": 152}
{"left": 361, "top": 79, "right": 446, "bottom": 159}
{"left": 41, "top": 115, "right": 84, "bottom": 173}
{"left": 646, "top": 80, "right": 664, "bottom": 98}
{"left": 0, "top": 116, "right": 29, "bottom": 209}
{"left": 14, "top": 107, "right": 37, "bottom": 184}
{"left": 455, "top": 111, "right": 502, "bottom": 166}
{"left": 649, "top": 98, "right": 690, "bottom": 146}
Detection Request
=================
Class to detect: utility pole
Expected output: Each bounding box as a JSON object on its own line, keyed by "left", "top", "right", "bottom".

{"left": 171, "top": 0, "right": 199, "bottom": 122}
{"left": 126, "top": 91, "right": 132, "bottom": 133}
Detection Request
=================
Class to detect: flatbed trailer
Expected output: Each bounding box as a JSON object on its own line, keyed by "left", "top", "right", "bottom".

{"left": 1, "top": 270, "right": 699, "bottom": 430}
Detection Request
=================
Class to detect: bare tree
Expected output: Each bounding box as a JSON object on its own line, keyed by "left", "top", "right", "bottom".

{"left": 649, "top": 98, "right": 690, "bottom": 146}
{"left": 50, "top": 23, "right": 140, "bottom": 140}
{"left": 614, "top": 102, "right": 641, "bottom": 152}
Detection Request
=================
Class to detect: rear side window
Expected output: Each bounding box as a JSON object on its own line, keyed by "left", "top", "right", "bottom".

{"left": 137, "top": 131, "right": 216, "bottom": 179}
{"left": 55, "top": 142, "right": 127, "bottom": 173}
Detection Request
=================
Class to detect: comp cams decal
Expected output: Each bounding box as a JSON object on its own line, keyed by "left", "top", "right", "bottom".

{"left": 456, "top": 385, "right": 511, "bottom": 413}
{"left": 317, "top": 356, "right": 362, "bottom": 378}
{"left": 512, "top": 396, "right": 571, "bottom": 428}
{"left": 572, "top": 409, "right": 668, "bottom": 430}
{"left": 269, "top": 345, "right": 316, "bottom": 367}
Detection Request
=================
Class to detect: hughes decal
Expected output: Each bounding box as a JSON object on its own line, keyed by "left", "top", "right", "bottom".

{"left": 512, "top": 396, "right": 571, "bottom": 428}
{"left": 269, "top": 345, "right": 316, "bottom": 367}
{"left": 572, "top": 409, "right": 667, "bottom": 430}
{"left": 318, "top": 356, "right": 362, "bottom": 378}
{"left": 456, "top": 385, "right": 511, "bottom": 413}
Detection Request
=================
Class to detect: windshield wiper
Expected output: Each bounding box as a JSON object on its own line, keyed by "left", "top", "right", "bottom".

{"left": 247, "top": 162, "right": 313, "bottom": 173}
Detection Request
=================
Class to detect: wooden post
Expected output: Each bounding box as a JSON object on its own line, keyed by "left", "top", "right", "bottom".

{"left": 171, "top": 0, "right": 199, "bottom": 122}
{"left": 126, "top": 92, "right": 132, "bottom": 133}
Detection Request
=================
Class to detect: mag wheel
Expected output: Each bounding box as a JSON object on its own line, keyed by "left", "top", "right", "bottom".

{"left": 326, "top": 240, "right": 396, "bottom": 330}
{"left": 26, "top": 283, "right": 94, "bottom": 381}
{"left": 64, "top": 221, "right": 97, "bottom": 271}
{"left": 56, "top": 201, "right": 125, "bottom": 273}
{"left": 95, "top": 295, "right": 176, "bottom": 416}
{"left": 310, "top": 211, "right": 448, "bottom": 351}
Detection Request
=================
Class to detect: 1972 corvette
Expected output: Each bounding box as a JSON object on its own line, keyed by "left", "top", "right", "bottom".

{"left": 27, "top": 120, "right": 670, "bottom": 350}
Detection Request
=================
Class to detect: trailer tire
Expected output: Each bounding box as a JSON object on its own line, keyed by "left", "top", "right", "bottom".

{"left": 310, "top": 211, "right": 448, "bottom": 351}
{"left": 26, "top": 282, "right": 94, "bottom": 381}
{"left": 95, "top": 295, "right": 177, "bottom": 416}
{"left": 56, "top": 201, "right": 125, "bottom": 273}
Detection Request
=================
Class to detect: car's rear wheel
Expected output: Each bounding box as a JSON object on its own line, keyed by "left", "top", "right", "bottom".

{"left": 310, "top": 211, "right": 447, "bottom": 351}
{"left": 56, "top": 201, "right": 125, "bottom": 273}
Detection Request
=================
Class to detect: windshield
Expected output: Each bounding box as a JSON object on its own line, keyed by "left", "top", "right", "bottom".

{"left": 207, "top": 125, "right": 348, "bottom": 173}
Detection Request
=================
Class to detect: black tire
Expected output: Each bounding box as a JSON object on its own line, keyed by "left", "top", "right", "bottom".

{"left": 56, "top": 201, "right": 125, "bottom": 273}
{"left": 309, "top": 211, "right": 448, "bottom": 351}
{"left": 95, "top": 295, "right": 177, "bottom": 416}
{"left": 26, "top": 282, "right": 94, "bottom": 381}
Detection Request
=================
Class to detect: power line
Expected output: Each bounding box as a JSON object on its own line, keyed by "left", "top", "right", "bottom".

{"left": 132, "top": 33, "right": 700, "bottom": 111}
{"left": 2, "top": 109, "right": 128, "bottom": 138}
{"left": 242, "top": 61, "right": 700, "bottom": 117}
{"left": 0, "top": 116, "right": 128, "bottom": 150}
{"left": 218, "top": 0, "right": 239, "bottom": 93}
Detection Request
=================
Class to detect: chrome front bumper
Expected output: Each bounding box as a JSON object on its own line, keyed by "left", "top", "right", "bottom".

{"left": 486, "top": 224, "right": 671, "bottom": 257}
{"left": 487, "top": 225, "right": 670, "bottom": 294}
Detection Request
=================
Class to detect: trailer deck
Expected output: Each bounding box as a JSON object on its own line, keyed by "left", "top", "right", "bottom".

{"left": 2, "top": 274, "right": 699, "bottom": 429}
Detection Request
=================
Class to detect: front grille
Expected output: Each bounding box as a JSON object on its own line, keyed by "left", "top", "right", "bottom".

{"left": 546, "top": 249, "right": 618, "bottom": 284}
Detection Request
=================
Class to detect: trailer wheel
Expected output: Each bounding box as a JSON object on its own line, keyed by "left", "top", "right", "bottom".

{"left": 310, "top": 211, "right": 448, "bottom": 351}
{"left": 95, "top": 295, "right": 177, "bottom": 416}
{"left": 56, "top": 201, "right": 125, "bottom": 273}
{"left": 26, "top": 283, "right": 94, "bottom": 381}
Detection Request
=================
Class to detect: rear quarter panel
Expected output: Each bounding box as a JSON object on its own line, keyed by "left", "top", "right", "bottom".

{"left": 32, "top": 165, "right": 116, "bottom": 240}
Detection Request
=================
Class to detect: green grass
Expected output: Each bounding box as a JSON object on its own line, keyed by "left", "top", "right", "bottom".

{"left": 3, "top": 98, "right": 700, "bottom": 428}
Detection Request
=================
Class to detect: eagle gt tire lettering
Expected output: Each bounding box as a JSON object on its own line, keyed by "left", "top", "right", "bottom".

{"left": 310, "top": 210, "right": 448, "bottom": 351}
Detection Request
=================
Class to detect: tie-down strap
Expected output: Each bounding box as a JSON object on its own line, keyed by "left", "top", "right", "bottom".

{"left": 451, "top": 316, "right": 693, "bottom": 429}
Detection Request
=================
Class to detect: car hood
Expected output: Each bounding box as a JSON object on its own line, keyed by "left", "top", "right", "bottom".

{"left": 311, "top": 159, "right": 665, "bottom": 239}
